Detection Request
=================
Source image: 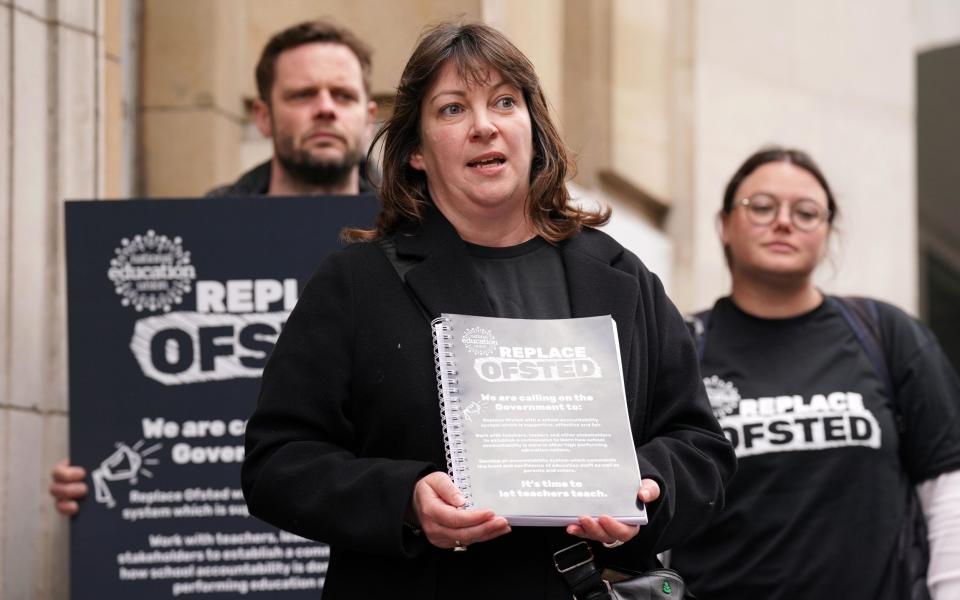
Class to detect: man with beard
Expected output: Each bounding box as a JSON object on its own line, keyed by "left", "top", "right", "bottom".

{"left": 50, "top": 19, "right": 378, "bottom": 515}
{"left": 207, "top": 20, "right": 377, "bottom": 197}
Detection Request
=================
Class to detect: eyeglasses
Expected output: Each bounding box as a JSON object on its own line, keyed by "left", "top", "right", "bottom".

{"left": 737, "top": 193, "right": 831, "bottom": 231}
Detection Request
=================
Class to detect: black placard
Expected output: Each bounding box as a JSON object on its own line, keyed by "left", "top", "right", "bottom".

{"left": 66, "top": 194, "right": 379, "bottom": 599}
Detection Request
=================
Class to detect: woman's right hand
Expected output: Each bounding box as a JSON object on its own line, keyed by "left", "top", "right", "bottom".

{"left": 411, "top": 472, "right": 511, "bottom": 550}
{"left": 49, "top": 458, "right": 88, "bottom": 516}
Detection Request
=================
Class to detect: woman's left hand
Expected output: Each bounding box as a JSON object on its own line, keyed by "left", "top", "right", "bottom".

{"left": 565, "top": 478, "right": 660, "bottom": 546}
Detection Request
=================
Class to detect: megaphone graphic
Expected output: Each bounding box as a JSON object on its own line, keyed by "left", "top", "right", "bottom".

{"left": 91, "top": 441, "right": 160, "bottom": 508}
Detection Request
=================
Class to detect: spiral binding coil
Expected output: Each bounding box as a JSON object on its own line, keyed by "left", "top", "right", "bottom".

{"left": 431, "top": 316, "right": 473, "bottom": 508}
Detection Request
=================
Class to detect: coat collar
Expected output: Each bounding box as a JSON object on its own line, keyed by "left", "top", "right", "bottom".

{"left": 393, "top": 205, "right": 495, "bottom": 318}
{"left": 559, "top": 230, "right": 639, "bottom": 365}
{"left": 392, "top": 206, "right": 639, "bottom": 360}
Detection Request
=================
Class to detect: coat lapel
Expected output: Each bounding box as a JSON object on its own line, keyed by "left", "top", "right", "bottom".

{"left": 393, "top": 206, "right": 495, "bottom": 319}
{"left": 560, "top": 232, "right": 639, "bottom": 367}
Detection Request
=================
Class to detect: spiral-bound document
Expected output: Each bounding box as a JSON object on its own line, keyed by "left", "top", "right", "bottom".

{"left": 431, "top": 313, "right": 647, "bottom": 526}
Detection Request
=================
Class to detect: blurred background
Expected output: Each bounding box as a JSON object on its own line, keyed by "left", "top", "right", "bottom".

{"left": 0, "top": 0, "right": 957, "bottom": 597}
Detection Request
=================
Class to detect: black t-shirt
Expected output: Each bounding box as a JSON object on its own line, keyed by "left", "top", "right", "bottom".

{"left": 464, "top": 237, "right": 571, "bottom": 319}
{"left": 671, "top": 297, "right": 960, "bottom": 600}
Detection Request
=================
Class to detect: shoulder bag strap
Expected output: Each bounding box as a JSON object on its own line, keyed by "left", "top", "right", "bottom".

{"left": 827, "top": 296, "right": 896, "bottom": 416}
{"left": 554, "top": 542, "right": 613, "bottom": 600}
{"left": 828, "top": 296, "right": 931, "bottom": 600}
{"left": 377, "top": 237, "right": 430, "bottom": 320}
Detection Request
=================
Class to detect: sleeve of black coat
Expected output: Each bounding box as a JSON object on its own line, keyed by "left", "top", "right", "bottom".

{"left": 620, "top": 268, "right": 736, "bottom": 557}
{"left": 241, "top": 248, "right": 434, "bottom": 558}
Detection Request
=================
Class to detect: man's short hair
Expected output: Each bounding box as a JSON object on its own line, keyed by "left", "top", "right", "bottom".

{"left": 255, "top": 20, "right": 373, "bottom": 103}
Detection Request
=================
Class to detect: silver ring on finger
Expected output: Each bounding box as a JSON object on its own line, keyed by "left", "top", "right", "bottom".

{"left": 602, "top": 539, "right": 624, "bottom": 548}
{"left": 453, "top": 539, "right": 468, "bottom": 552}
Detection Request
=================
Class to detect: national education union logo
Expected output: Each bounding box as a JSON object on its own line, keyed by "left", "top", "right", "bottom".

{"left": 107, "top": 230, "right": 196, "bottom": 312}
{"left": 461, "top": 326, "right": 498, "bottom": 357}
{"left": 703, "top": 375, "right": 741, "bottom": 418}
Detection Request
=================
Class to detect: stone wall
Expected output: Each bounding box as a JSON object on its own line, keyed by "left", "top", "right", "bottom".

{"left": 0, "top": 1, "right": 112, "bottom": 597}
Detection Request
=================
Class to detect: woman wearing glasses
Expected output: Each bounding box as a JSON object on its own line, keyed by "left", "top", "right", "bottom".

{"left": 670, "top": 147, "right": 960, "bottom": 600}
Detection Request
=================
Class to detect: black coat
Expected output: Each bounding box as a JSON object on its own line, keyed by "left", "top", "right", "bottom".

{"left": 241, "top": 208, "right": 736, "bottom": 599}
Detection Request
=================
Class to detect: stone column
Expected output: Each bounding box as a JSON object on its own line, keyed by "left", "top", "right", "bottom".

{"left": 1, "top": 0, "right": 108, "bottom": 598}
{"left": 139, "top": 0, "right": 246, "bottom": 196}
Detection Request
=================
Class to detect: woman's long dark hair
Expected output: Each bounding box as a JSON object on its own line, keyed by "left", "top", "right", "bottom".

{"left": 344, "top": 22, "right": 609, "bottom": 242}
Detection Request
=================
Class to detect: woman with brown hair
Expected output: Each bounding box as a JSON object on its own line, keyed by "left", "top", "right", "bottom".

{"left": 670, "top": 147, "right": 960, "bottom": 599}
{"left": 241, "top": 22, "right": 735, "bottom": 598}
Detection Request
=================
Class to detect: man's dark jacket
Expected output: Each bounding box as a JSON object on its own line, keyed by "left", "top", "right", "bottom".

{"left": 205, "top": 160, "right": 374, "bottom": 197}
{"left": 241, "top": 207, "right": 736, "bottom": 599}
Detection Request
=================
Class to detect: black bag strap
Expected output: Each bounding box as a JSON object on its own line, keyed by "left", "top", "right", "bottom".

{"left": 818, "top": 296, "right": 932, "bottom": 599}
{"left": 377, "top": 237, "right": 418, "bottom": 282}
{"left": 826, "top": 296, "right": 896, "bottom": 407}
{"left": 827, "top": 296, "right": 931, "bottom": 600}
{"left": 554, "top": 542, "right": 613, "bottom": 600}
{"left": 377, "top": 237, "right": 430, "bottom": 320}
